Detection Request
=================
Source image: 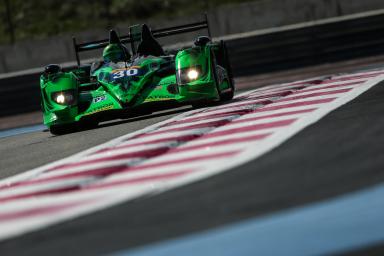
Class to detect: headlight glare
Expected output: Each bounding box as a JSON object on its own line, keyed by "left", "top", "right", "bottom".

{"left": 176, "top": 66, "right": 202, "bottom": 85}
{"left": 51, "top": 90, "right": 76, "bottom": 105}
{"left": 55, "top": 94, "right": 65, "bottom": 104}
{"left": 187, "top": 69, "right": 199, "bottom": 80}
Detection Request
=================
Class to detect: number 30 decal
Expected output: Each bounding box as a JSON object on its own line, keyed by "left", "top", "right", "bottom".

{"left": 112, "top": 69, "right": 139, "bottom": 79}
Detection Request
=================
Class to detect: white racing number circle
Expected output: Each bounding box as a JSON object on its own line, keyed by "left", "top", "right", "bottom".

{"left": 112, "top": 68, "right": 139, "bottom": 80}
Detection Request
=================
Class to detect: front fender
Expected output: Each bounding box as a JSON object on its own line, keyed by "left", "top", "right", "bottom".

{"left": 175, "top": 45, "right": 219, "bottom": 100}
{"left": 40, "top": 72, "right": 79, "bottom": 126}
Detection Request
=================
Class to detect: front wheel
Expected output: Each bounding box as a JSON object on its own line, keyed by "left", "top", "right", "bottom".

{"left": 191, "top": 99, "right": 214, "bottom": 109}
{"left": 218, "top": 40, "right": 235, "bottom": 102}
{"left": 49, "top": 120, "right": 99, "bottom": 135}
{"left": 49, "top": 123, "right": 77, "bottom": 135}
{"left": 211, "top": 49, "right": 234, "bottom": 102}
{"left": 218, "top": 78, "right": 234, "bottom": 102}
{"left": 80, "top": 120, "right": 99, "bottom": 130}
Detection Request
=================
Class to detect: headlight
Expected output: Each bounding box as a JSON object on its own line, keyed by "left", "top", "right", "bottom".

{"left": 51, "top": 90, "right": 77, "bottom": 105}
{"left": 187, "top": 69, "right": 199, "bottom": 80}
{"left": 55, "top": 94, "right": 65, "bottom": 104}
{"left": 176, "top": 66, "right": 202, "bottom": 85}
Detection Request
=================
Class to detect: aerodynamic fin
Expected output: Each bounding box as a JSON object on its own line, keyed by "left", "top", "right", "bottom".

{"left": 109, "top": 30, "right": 121, "bottom": 45}
{"left": 73, "top": 13, "right": 210, "bottom": 66}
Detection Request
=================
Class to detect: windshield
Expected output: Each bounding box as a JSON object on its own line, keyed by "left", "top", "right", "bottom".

{"left": 129, "top": 24, "right": 142, "bottom": 55}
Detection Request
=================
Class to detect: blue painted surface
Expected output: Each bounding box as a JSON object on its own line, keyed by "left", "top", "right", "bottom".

{"left": 0, "top": 124, "right": 46, "bottom": 138}
{"left": 115, "top": 183, "right": 384, "bottom": 256}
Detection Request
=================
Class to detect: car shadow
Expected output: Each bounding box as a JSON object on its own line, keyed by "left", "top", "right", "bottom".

{"left": 95, "top": 106, "right": 193, "bottom": 130}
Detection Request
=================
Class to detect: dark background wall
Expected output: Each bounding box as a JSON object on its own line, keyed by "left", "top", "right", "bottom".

{"left": 1, "top": 10, "right": 384, "bottom": 117}
{"left": 1, "top": 0, "right": 384, "bottom": 74}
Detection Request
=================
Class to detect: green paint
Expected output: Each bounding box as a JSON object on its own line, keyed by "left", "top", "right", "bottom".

{"left": 40, "top": 30, "right": 234, "bottom": 134}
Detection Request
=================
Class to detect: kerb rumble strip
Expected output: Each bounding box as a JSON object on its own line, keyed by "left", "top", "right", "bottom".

{"left": 0, "top": 69, "right": 383, "bottom": 240}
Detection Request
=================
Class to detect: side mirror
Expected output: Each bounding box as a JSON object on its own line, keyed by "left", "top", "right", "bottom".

{"left": 194, "top": 36, "right": 211, "bottom": 47}
{"left": 44, "top": 64, "right": 61, "bottom": 76}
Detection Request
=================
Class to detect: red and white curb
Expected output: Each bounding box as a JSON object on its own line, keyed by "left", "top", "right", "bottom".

{"left": 0, "top": 69, "right": 383, "bottom": 240}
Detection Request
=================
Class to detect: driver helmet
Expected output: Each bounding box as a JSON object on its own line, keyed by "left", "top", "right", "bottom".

{"left": 103, "top": 44, "right": 129, "bottom": 63}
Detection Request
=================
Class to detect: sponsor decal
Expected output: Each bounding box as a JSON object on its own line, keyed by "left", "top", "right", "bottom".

{"left": 144, "top": 94, "right": 174, "bottom": 102}
{"left": 93, "top": 95, "right": 106, "bottom": 103}
{"left": 84, "top": 103, "right": 114, "bottom": 116}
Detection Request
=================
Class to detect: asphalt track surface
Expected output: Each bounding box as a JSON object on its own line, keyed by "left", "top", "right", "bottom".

{"left": 0, "top": 75, "right": 384, "bottom": 255}
{"left": 0, "top": 107, "right": 191, "bottom": 179}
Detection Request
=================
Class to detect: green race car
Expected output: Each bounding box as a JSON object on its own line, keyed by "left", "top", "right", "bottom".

{"left": 40, "top": 18, "right": 235, "bottom": 135}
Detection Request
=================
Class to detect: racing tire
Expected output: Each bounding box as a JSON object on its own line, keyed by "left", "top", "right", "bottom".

{"left": 49, "top": 124, "right": 77, "bottom": 135}
{"left": 191, "top": 100, "right": 214, "bottom": 109}
{"left": 219, "top": 78, "right": 234, "bottom": 102}
{"left": 80, "top": 120, "right": 99, "bottom": 130}
{"left": 218, "top": 41, "right": 235, "bottom": 102}
{"left": 211, "top": 50, "right": 234, "bottom": 102}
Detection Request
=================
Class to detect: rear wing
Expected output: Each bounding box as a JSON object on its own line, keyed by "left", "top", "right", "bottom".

{"left": 72, "top": 14, "right": 211, "bottom": 66}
